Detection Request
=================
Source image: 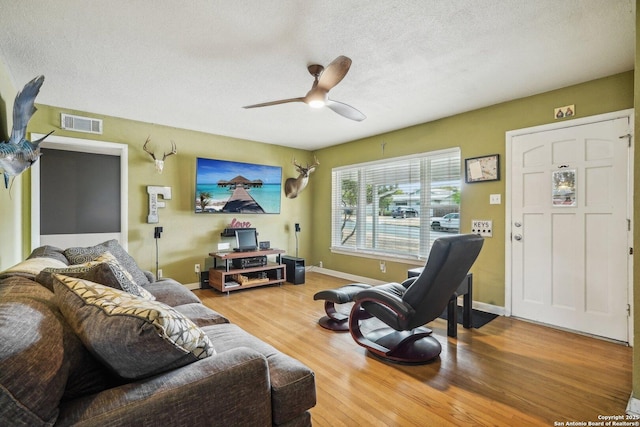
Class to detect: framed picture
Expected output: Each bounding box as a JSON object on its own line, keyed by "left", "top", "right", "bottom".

{"left": 552, "top": 169, "right": 576, "bottom": 207}
{"left": 465, "top": 154, "right": 500, "bottom": 183}
{"left": 195, "top": 157, "right": 282, "bottom": 214}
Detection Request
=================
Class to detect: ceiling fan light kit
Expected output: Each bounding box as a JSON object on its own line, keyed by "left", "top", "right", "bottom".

{"left": 243, "top": 55, "right": 365, "bottom": 121}
{"left": 306, "top": 89, "right": 327, "bottom": 109}
{"left": 308, "top": 99, "right": 326, "bottom": 109}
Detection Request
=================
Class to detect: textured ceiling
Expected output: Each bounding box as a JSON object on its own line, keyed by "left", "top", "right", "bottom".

{"left": 0, "top": 0, "right": 635, "bottom": 150}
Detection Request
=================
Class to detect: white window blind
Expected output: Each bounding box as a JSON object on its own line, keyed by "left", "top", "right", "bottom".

{"left": 331, "top": 148, "right": 461, "bottom": 261}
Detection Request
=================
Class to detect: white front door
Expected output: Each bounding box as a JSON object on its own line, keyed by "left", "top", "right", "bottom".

{"left": 508, "top": 113, "right": 632, "bottom": 342}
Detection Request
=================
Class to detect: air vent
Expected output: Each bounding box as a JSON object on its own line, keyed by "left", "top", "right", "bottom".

{"left": 60, "top": 113, "right": 103, "bottom": 134}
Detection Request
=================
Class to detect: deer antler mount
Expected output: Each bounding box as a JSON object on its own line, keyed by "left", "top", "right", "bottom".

{"left": 143, "top": 137, "right": 177, "bottom": 174}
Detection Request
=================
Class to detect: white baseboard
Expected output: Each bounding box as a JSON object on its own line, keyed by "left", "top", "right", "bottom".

{"left": 627, "top": 393, "right": 640, "bottom": 416}
{"left": 306, "top": 266, "right": 387, "bottom": 285}
{"left": 472, "top": 301, "right": 505, "bottom": 316}
{"left": 185, "top": 281, "right": 200, "bottom": 291}
{"left": 187, "top": 266, "right": 507, "bottom": 316}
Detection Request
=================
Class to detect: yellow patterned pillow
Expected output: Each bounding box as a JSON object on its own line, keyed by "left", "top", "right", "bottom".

{"left": 53, "top": 274, "right": 215, "bottom": 379}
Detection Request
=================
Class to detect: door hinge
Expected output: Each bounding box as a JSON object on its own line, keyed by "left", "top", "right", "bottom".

{"left": 627, "top": 304, "right": 631, "bottom": 316}
{"left": 630, "top": 247, "right": 634, "bottom": 255}
{"left": 620, "top": 133, "right": 632, "bottom": 147}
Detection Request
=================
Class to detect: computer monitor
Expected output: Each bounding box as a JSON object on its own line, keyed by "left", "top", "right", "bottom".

{"left": 234, "top": 228, "right": 258, "bottom": 252}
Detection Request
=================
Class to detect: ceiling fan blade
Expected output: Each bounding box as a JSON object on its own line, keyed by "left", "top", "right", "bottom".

{"left": 317, "top": 56, "right": 352, "bottom": 91}
{"left": 243, "top": 97, "right": 305, "bottom": 109}
{"left": 326, "top": 100, "right": 366, "bottom": 121}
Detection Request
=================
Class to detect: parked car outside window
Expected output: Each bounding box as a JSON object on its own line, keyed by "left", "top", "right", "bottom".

{"left": 430, "top": 212, "right": 460, "bottom": 231}
{"left": 391, "top": 208, "right": 419, "bottom": 218}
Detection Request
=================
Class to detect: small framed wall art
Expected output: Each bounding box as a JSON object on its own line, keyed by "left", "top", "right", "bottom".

{"left": 465, "top": 154, "right": 500, "bottom": 183}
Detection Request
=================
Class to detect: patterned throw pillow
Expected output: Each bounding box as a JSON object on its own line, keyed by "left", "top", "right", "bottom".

{"left": 53, "top": 275, "right": 215, "bottom": 379}
{"left": 63, "top": 239, "right": 150, "bottom": 286}
{"left": 36, "top": 252, "right": 154, "bottom": 300}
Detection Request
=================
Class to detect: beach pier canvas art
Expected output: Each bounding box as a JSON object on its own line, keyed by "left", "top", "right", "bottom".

{"left": 195, "top": 158, "right": 282, "bottom": 214}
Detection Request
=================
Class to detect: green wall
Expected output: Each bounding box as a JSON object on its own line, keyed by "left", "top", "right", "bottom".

{"left": 0, "top": 59, "right": 22, "bottom": 270}
{"left": 312, "top": 71, "right": 634, "bottom": 307}
{"left": 24, "top": 106, "right": 315, "bottom": 285}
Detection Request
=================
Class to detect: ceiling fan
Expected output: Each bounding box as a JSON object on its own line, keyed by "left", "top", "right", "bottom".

{"left": 243, "top": 55, "right": 366, "bottom": 121}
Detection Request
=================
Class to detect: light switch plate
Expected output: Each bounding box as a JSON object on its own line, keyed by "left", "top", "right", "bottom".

{"left": 471, "top": 219, "right": 493, "bottom": 237}
{"left": 490, "top": 194, "right": 501, "bottom": 204}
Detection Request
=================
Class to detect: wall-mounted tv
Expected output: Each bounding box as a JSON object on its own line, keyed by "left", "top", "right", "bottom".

{"left": 195, "top": 157, "right": 282, "bottom": 214}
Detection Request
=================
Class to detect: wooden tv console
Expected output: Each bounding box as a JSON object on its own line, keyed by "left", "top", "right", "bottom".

{"left": 208, "top": 248, "right": 286, "bottom": 293}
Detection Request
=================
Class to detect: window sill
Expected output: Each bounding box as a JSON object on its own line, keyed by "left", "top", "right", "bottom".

{"left": 330, "top": 247, "right": 425, "bottom": 265}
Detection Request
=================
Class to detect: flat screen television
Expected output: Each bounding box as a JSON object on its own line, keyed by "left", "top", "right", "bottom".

{"left": 195, "top": 157, "right": 282, "bottom": 214}
{"left": 234, "top": 228, "right": 258, "bottom": 252}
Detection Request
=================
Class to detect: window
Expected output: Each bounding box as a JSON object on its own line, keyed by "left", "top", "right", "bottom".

{"left": 331, "top": 148, "right": 461, "bottom": 262}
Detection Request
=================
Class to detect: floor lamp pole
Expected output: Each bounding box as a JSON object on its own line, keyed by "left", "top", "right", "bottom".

{"left": 154, "top": 226, "right": 163, "bottom": 278}
{"left": 295, "top": 223, "right": 300, "bottom": 258}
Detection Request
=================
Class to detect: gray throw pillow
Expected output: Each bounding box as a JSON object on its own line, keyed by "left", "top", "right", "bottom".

{"left": 36, "top": 252, "right": 155, "bottom": 300}
{"left": 63, "top": 239, "right": 150, "bottom": 286}
{"left": 53, "top": 275, "right": 215, "bottom": 379}
{"left": 27, "top": 245, "right": 69, "bottom": 265}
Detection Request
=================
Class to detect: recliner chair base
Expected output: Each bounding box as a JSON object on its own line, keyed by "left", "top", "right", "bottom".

{"left": 359, "top": 326, "right": 442, "bottom": 364}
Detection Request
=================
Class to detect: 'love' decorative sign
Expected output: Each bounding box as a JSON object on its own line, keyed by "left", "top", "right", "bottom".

{"left": 229, "top": 218, "right": 251, "bottom": 228}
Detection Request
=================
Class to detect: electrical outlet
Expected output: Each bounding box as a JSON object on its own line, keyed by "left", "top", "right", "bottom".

{"left": 379, "top": 260, "right": 386, "bottom": 273}
{"left": 194, "top": 264, "right": 201, "bottom": 274}
{"left": 157, "top": 269, "right": 163, "bottom": 278}
{"left": 318, "top": 261, "right": 323, "bottom": 268}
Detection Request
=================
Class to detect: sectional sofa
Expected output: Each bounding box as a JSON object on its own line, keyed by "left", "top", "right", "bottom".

{"left": 0, "top": 240, "right": 316, "bottom": 426}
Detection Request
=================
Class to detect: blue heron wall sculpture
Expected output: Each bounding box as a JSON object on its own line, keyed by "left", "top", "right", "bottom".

{"left": 0, "top": 75, "right": 53, "bottom": 189}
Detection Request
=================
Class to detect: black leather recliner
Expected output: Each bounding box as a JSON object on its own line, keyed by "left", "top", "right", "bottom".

{"left": 349, "top": 234, "right": 484, "bottom": 364}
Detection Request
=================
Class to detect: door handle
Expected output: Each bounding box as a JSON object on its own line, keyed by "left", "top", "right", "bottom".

{"left": 514, "top": 234, "right": 523, "bottom": 241}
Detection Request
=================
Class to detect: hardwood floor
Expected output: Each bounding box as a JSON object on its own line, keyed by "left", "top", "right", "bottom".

{"left": 194, "top": 272, "right": 632, "bottom": 426}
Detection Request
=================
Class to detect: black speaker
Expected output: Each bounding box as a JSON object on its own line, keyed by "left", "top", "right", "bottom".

{"left": 199, "top": 271, "right": 211, "bottom": 289}
{"left": 292, "top": 265, "right": 305, "bottom": 285}
{"left": 282, "top": 256, "right": 305, "bottom": 285}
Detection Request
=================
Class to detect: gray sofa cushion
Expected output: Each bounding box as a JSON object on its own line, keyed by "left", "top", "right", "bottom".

{"left": 36, "top": 252, "right": 155, "bottom": 300}
{"left": 27, "top": 245, "right": 69, "bottom": 265}
{"left": 202, "top": 323, "right": 316, "bottom": 425}
{"left": 143, "top": 278, "right": 202, "bottom": 306}
{"left": 173, "top": 302, "right": 230, "bottom": 327}
{"left": 63, "top": 239, "right": 150, "bottom": 287}
{"left": 53, "top": 275, "right": 215, "bottom": 379}
{"left": 0, "top": 276, "right": 112, "bottom": 427}
{"left": 56, "top": 348, "right": 273, "bottom": 427}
